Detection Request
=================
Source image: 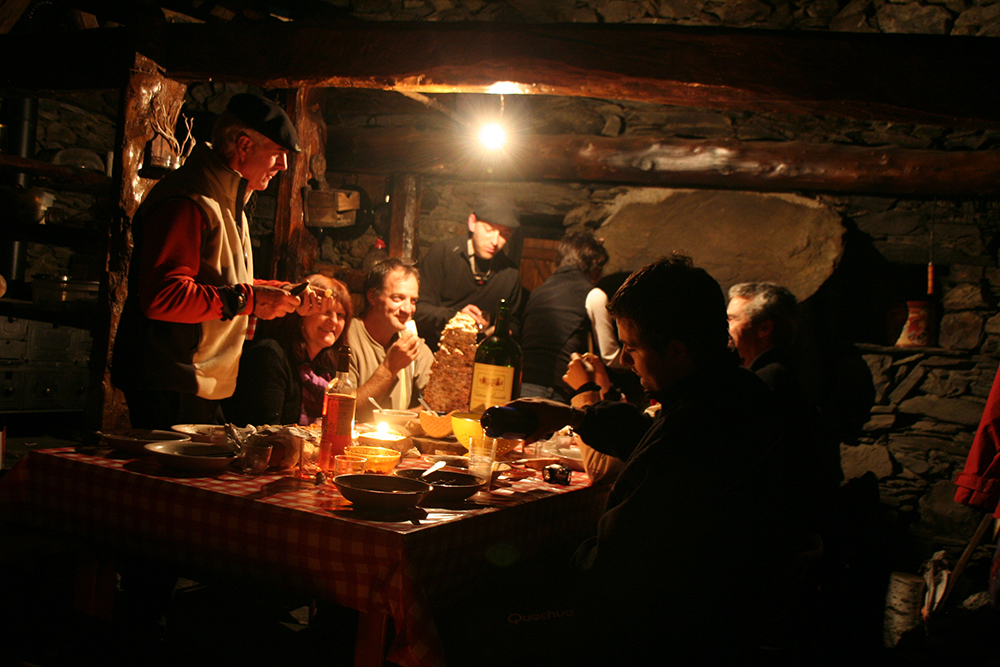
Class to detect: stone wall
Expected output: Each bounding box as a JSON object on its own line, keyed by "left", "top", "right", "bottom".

{"left": 846, "top": 264, "right": 1000, "bottom": 556}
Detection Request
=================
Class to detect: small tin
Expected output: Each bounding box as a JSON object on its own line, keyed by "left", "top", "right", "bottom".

{"left": 543, "top": 463, "right": 572, "bottom": 485}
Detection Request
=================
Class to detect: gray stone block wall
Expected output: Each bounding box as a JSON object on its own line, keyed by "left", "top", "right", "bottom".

{"left": 850, "top": 266, "right": 1000, "bottom": 552}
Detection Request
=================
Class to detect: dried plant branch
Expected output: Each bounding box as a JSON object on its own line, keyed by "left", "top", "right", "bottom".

{"left": 179, "top": 113, "right": 195, "bottom": 161}
{"left": 148, "top": 90, "right": 183, "bottom": 156}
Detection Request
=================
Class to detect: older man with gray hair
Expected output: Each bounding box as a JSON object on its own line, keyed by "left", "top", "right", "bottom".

{"left": 728, "top": 281, "right": 843, "bottom": 571}
{"left": 726, "top": 281, "right": 799, "bottom": 370}
{"left": 113, "top": 93, "right": 321, "bottom": 429}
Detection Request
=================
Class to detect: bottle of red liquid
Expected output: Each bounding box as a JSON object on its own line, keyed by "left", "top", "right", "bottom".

{"left": 319, "top": 345, "right": 356, "bottom": 472}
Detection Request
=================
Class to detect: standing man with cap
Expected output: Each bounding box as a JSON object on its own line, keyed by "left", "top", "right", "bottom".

{"left": 414, "top": 193, "right": 523, "bottom": 350}
{"left": 113, "top": 92, "right": 322, "bottom": 429}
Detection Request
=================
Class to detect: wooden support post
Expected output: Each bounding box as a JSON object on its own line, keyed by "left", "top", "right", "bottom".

{"left": 389, "top": 174, "right": 421, "bottom": 261}
{"left": 272, "top": 87, "right": 320, "bottom": 281}
{"left": 89, "top": 53, "right": 186, "bottom": 431}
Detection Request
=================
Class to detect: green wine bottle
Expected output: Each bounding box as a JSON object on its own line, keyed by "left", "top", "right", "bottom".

{"left": 469, "top": 299, "right": 522, "bottom": 413}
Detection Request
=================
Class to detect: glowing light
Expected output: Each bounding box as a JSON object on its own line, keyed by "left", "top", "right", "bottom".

{"left": 377, "top": 422, "right": 390, "bottom": 435}
{"left": 486, "top": 82, "right": 523, "bottom": 95}
{"left": 479, "top": 123, "right": 507, "bottom": 150}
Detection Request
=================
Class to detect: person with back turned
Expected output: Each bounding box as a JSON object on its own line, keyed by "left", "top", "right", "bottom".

{"left": 520, "top": 231, "right": 609, "bottom": 404}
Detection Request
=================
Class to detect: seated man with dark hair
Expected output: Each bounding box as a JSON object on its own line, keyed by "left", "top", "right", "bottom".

{"left": 449, "top": 255, "right": 798, "bottom": 665}
{"left": 346, "top": 257, "right": 433, "bottom": 422}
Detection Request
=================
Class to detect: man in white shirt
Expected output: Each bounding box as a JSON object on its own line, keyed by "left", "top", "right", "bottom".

{"left": 345, "top": 257, "right": 433, "bottom": 422}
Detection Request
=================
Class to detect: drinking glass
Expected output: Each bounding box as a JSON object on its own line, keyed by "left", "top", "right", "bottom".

{"left": 467, "top": 434, "right": 497, "bottom": 487}
{"left": 333, "top": 455, "right": 366, "bottom": 476}
{"left": 238, "top": 442, "right": 272, "bottom": 475}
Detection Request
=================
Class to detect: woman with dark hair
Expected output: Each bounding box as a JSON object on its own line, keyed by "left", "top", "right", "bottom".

{"left": 224, "top": 274, "right": 353, "bottom": 426}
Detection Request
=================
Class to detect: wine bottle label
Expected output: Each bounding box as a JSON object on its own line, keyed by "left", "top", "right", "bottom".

{"left": 323, "top": 393, "right": 356, "bottom": 436}
{"left": 469, "top": 363, "right": 514, "bottom": 412}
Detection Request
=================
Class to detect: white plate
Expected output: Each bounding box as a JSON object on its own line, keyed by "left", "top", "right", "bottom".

{"left": 144, "top": 441, "right": 236, "bottom": 471}
{"left": 557, "top": 447, "right": 585, "bottom": 472}
{"left": 98, "top": 429, "right": 190, "bottom": 454}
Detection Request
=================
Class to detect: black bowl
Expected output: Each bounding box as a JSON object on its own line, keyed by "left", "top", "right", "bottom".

{"left": 333, "top": 474, "right": 431, "bottom": 511}
{"left": 394, "top": 468, "right": 487, "bottom": 504}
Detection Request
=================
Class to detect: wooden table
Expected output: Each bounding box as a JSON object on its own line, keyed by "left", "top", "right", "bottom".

{"left": 0, "top": 447, "right": 605, "bottom": 667}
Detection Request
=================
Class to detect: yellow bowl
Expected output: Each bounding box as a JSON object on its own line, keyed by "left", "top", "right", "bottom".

{"left": 493, "top": 437, "right": 523, "bottom": 458}
{"left": 344, "top": 445, "right": 401, "bottom": 474}
{"left": 450, "top": 412, "right": 483, "bottom": 450}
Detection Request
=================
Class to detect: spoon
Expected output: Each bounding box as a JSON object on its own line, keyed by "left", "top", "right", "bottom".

{"left": 421, "top": 460, "right": 447, "bottom": 478}
{"left": 368, "top": 396, "right": 385, "bottom": 414}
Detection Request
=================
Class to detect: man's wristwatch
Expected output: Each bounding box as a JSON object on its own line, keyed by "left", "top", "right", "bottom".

{"left": 569, "top": 406, "right": 587, "bottom": 430}
{"left": 219, "top": 285, "right": 248, "bottom": 321}
{"left": 571, "top": 382, "right": 601, "bottom": 398}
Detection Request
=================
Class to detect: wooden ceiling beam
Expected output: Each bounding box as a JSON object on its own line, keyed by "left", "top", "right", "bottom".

{"left": 1, "top": 22, "right": 997, "bottom": 128}
{"left": 144, "top": 21, "right": 1000, "bottom": 129}
{"left": 325, "top": 126, "right": 1000, "bottom": 197}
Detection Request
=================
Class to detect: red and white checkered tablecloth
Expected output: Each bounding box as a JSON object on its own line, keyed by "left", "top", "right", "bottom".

{"left": 0, "top": 448, "right": 605, "bottom": 667}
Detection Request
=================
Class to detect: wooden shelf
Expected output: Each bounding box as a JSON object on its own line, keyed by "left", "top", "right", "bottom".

{"left": 0, "top": 154, "right": 112, "bottom": 195}
{"left": 0, "top": 299, "right": 96, "bottom": 330}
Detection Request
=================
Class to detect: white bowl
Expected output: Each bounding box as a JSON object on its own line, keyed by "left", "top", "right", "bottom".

{"left": 372, "top": 409, "right": 418, "bottom": 428}
{"left": 557, "top": 447, "right": 585, "bottom": 472}
{"left": 144, "top": 441, "right": 236, "bottom": 471}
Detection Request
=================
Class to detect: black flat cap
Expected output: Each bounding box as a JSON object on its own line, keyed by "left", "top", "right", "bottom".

{"left": 226, "top": 93, "right": 301, "bottom": 153}
{"left": 473, "top": 193, "right": 520, "bottom": 229}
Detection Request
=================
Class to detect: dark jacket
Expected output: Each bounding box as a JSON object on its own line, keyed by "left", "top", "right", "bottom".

{"left": 414, "top": 236, "right": 521, "bottom": 351}
{"left": 520, "top": 266, "right": 594, "bottom": 391}
{"left": 572, "top": 360, "right": 796, "bottom": 653}
{"left": 750, "top": 346, "right": 843, "bottom": 500}
{"left": 222, "top": 338, "right": 300, "bottom": 427}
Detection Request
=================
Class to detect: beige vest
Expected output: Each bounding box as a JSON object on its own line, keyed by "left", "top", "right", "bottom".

{"left": 130, "top": 143, "right": 254, "bottom": 400}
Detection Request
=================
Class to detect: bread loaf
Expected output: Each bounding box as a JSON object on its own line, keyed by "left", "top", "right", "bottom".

{"left": 423, "top": 313, "right": 479, "bottom": 413}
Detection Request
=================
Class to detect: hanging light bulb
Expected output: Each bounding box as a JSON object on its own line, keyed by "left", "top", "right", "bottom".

{"left": 478, "top": 93, "right": 507, "bottom": 150}
{"left": 479, "top": 122, "right": 506, "bottom": 150}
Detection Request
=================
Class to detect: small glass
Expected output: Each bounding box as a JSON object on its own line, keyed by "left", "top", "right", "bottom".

{"left": 238, "top": 442, "right": 272, "bottom": 476}
{"left": 467, "top": 434, "right": 497, "bottom": 488}
{"left": 333, "top": 454, "right": 366, "bottom": 476}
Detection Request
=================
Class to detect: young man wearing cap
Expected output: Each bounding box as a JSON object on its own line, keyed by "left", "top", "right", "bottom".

{"left": 113, "top": 93, "right": 322, "bottom": 428}
{"left": 414, "top": 193, "right": 523, "bottom": 351}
